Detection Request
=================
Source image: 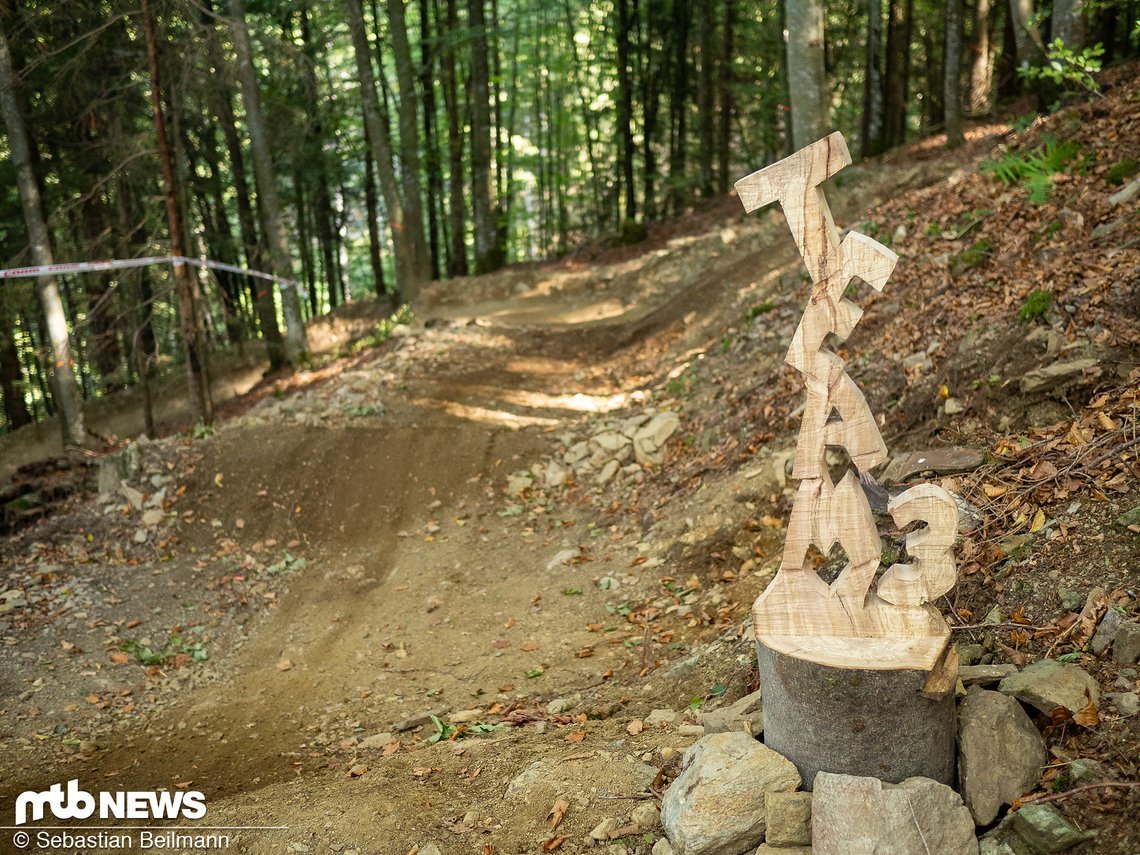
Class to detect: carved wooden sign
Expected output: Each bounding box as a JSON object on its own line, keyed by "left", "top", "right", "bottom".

{"left": 735, "top": 133, "right": 959, "bottom": 786}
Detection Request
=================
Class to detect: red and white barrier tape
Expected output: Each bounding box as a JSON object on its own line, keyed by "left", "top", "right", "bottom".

{"left": 0, "top": 254, "right": 303, "bottom": 294}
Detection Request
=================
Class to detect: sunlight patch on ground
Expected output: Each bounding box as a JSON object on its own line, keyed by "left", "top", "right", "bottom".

{"left": 409, "top": 397, "right": 562, "bottom": 428}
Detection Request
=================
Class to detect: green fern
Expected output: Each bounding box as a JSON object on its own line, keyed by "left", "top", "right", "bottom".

{"left": 982, "top": 136, "right": 1080, "bottom": 203}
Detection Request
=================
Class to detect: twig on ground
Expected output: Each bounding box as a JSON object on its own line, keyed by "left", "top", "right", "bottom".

{"left": 1020, "top": 781, "right": 1140, "bottom": 807}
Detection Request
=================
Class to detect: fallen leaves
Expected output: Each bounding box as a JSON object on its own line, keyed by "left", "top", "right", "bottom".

{"left": 547, "top": 797, "right": 569, "bottom": 830}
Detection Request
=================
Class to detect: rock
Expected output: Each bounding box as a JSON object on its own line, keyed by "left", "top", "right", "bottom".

{"left": 132, "top": 529, "right": 148, "bottom": 544}
{"left": 1107, "top": 692, "right": 1139, "bottom": 716}
{"left": 564, "top": 441, "right": 590, "bottom": 464}
{"left": 593, "top": 431, "right": 631, "bottom": 452}
{"left": 546, "top": 549, "right": 579, "bottom": 572}
{"left": 957, "top": 687, "right": 1046, "bottom": 825}
{"left": 545, "top": 460, "right": 569, "bottom": 488}
{"left": 812, "top": 773, "right": 978, "bottom": 855}
{"left": 449, "top": 708, "right": 485, "bottom": 724}
{"left": 358, "top": 732, "right": 395, "bottom": 750}
{"left": 676, "top": 723, "right": 705, "bottom": 737}
{"left": 546, "top": 697, "right": 575, "bottom": 714}
{"left": 998, "top": 659, "right": 1100, "bottom": 717}
{"left": 646, "top": 709, "right": 680, "bottom": 727}
{"left": 652, "top": 840, "right": 675, "bottom": 855}
{"left": 1089, "top": 609, "right": 1126, "bottom": 655}
{"left": 1009, "top": 803, "right": 1096, "bottom": 852}
{"left": 632, "top": 801, "right": 662, "bottom": 831}
{"left": 415, "top": 844, "right": 443, "bottom": 855}
{"left": 960, "top": 664, "right": 1019, "bottom": 686}
{"left": 1113, "top": 621, "right": 1140, "bottom": 665}
{"left": 393, "top": 708, "right": 448, "bottom": 732}
{"left": 506, "top": 473, "right": 532, "bottom": 496}
{"left": 944, "top": 397, "right": 964, "bottom": 415}
{"left": 141, "top": 508, "right": 164, "bottom": 526}
{"left": 1019, "top": 359, "right": 1099, "bottom": 394}
{"left": 98, "top": 445, "right": 141, "bottom": 494}
{"left": 754, "top": 847, "right": 811, "bottom": 854}
{"left": 1109, "top": 176, "right": 1140, "bottom": 206}
{"left": 596, "top": 459, "right": 621, "bottom": 485}
{"left": 1117, "top": 504, "right": 1140, "bottom": 528}
{"left": 958, "top": 644, "right": 985, "bottom": 666}
{"left": 591, "top": 818, "right": 620, "bottom": 840}
{"left": 660, "top": 732, "right": 800, "bottom": 855}
{"left": 1065, "top": 758, "right": 1111, "bottom": 784}
{"left": 120, "top": 483, "right": 145, "bottom": 511}
{"left": 1057, "top": 587, "right": 1084, "bottom": 612}
{"left": 700, "top": 690, "right": 763, "bottom": 737}
{"left": 633, "top": 413, "right": 680, "bottom": 465}
{"left": 764, "top": 791, "right": 811, "bottom": 846}
{"left": 507, "top": 756, "right": 657, "bottom": 801}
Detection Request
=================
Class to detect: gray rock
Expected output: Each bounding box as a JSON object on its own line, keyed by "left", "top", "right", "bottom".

{"left": 958, "top": 687, "right": 1046, "bottom": 825}
{"left": 958, "top": 643, "right": 985, "bottom": 666}
{"left": 1009, "top": 803, "right": 1096, "bottom": 853}
{"left": 652, "top": 840, "right": 675, "bottom": 855}
{"left": 1065, "top": 758, "right": 1111, "bottom": 784}
{"left": 591, "top": 818, "right": 620, "bottom": 840}
{"left": 646, "top": 709, "right": 680, "bottom": 727}
{"left": 1118, "top": 504, "right": 1140, "bottom": 528}
{"left": 546, "top": 696, "right": 575, "bottom": 714}
{"left": 633, "top": 412, "right": 681, "bottom": 465}
{"left": 544, "top": 460, "right": 569, "bottom": 488}
{"left": 593, "top": 431, "right": 632, "bottom": 452}
{"left": 416, "top": 844, "right": 443, "bottom": 855}
{"left": 546, "top": 549, "right": 579, "bottom": 572}
{"left": 1113, "top": 621, "right": 1140, "bottom": 665}
{"left": 1090, "top": 610, "right": 1126, "bottom": 655}
{"left": 960, "top": 664, "right": 1019, "bottom": 686}
{"left": 98, "top": 445, "right": 141, "bottom": 494}
{"left": 120, "top": 483, "right": 145, "bottom": 511}
{"left": 1057, "top": 587, "right": 1084, "bottom": 612}
{"left": 141, "top": 508, "right": 164, "bottom": 526}
{"left": 754, "top": 847, "right": 811, "bottom": 855}
{"left": 764, "top": 791, "right": 811, "bottom": 846}
{"left": 1107, "top": 691, "right": 1139, "bottom": 716}
{"left": 1019, "top": 359, "right": 1099, "bottom": 394}
{"left": 812, "top": 773, "right": 978, "bottom": 855}
{"left": 358, "top": 732, "right": 395, "bottom": 750}
{"left": 1109, "top": 176, "right": 1140, "bottom": 206}
{"left": 596, "top": 459, "right": 621, "bottom": 485}
{"left": 393, "top": 708, "right": 448, "bottom": 732}
{"left": 998, "top": 659, "right": 1100, "bottom": 717}
{"left": 632, "top": 802, "right": 662, "bottom": 831}
{"left": 700, "top": 690, "right": 763, "bottom": 737}
{"left": 661, "top": 732, "right": 799, "bottom": 855}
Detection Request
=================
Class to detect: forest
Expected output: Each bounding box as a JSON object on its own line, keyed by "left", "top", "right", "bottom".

{"left": 0, "top": 0, "right": 1137, "bottom": 446}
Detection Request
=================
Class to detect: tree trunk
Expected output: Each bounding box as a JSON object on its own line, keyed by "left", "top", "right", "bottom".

{"left": 363, "top": 138, "right": 389, "bottom": 300}
{"left": 944, "top": 0, "right": 964, "bottom": 147}
{"left": 1052, "top": 0, "right": 1085, "bottom": 49}
{"left": 142, "top": 0, "right": 213, "bottom": 426}
{"left": 387, "top": 0, "right": 432, "bottom": 286}
{"left": 346, "top": 0, "right": 420, "bottom": 303}
{"left": 696, "top": 0, "right": 715, "bottom": 198}
{"left": 228, "top": 0, "right": 309, "bottom": 365}
{"left": 469, "top": 0, "right": 503, "bottom": 272}
{"left": 616, "top": 0, "right": 636, "bottom": 220}
{"left": 0, "top": 25, "right": 86, "bottom": 447}
{"left": 717, "top": 0, "right": 735, "bottom": 193}
{"left": 668, "top": 0, "right": 691, "bottom": 212}
{"left": 1008, "top": 0, "right": 1045, "bottom": 68}
{"left": 967, "top": 0, "right": 995, "bottom": 114}
{"left": 0, "top": 299, "right": 31, "bottom": 431}
{"left": 861, "top": 0, "right": 886, "bottom": 156}
{"left": 883, "top": 0, "right": 914, "bottom": 148}
{"left": 641, "top": 0, "right": 664, "bottom": 220}
{"left": 440, "top": 0, "right": 468, "bottom": 277}
{"left": 419, "top": 0, "right": 443, "bottom": 280}
{"left": 785, "top": 0, "right": 830, "bottom": 150}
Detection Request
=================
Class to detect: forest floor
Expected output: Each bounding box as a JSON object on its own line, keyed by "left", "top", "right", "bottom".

{"left": 1, "top": 69, "right": 1139, "bottom": 855}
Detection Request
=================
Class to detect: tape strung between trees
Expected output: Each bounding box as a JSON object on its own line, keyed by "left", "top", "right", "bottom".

{"left": 736, "top": 132, "right": 960, "bottom": 788}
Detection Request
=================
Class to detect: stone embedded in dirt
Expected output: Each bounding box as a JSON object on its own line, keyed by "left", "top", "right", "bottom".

{"left": 1008, "top": 803, "right": 1096, "bottom": 852}
{"left": 1018, "top": 358, "right": 1100, "bottom": 394}
{"left": 812, "top": 773, "right": 978, "bottom": 855}
{"left": 596, "top": 459, "right": 620, "bottom": 485}
{"left": 959, "top": 664, "right": 1019, "bottom": 686}
{"left": 141, "top": 509, "right": 164, "bottom": 527}
{"left": 633, "top": 412, "right": 680, "bottom": 465}
{"left": 448, "top": 708, "right": 485, "bottom": 724}
{"left": 506, "top": 473, "right": 532, "bottom": 496}
{"left": 645, "top": 709, "right": 680, "bottom": 727}
{"left": 879, "top": 447, "right": 985, "bottom": 485}
{"left": 958, "top": 643, "right": 984, "bottom": 666}
{"left": 652, "top": 839, "right": 675, "bottom": 855}
{"left": 700, "top": 690, "right": 763, "bottom": 737}
{"left": 544, "top": 460, "right": 569, "bottom": 488}
{"left": 1090, "top": 609, "right": 1125, "bottom": 655}
{"left": 393, "top": 707, "right": 448, "bottom": 732}
{"left": 676, "top": 723, "right": 705, "bottom": 737}
{"left": 120, "top": 483, "right": 145, "bottom": 511}
{"left": 98, "top": 445, "right": 141, "bottom": 494}
{"left": 546, "top": 696, "right": 575, "bottom": 714}
{"left": 591, "top": 818, "right": 620, "bottom": 840}
{"left": 1117, "top": 504, "right": 1140, "bottom": 528}
{"left": 944, "top": 397, "right": 964, "bottom": 415}
{"left": 415, "top": 844, "right": 443, "bottom": 855}
{"left": 1109, "top": 176, "right": 1140, "bottom": 206}
{"left": 957, "top": 687, "right": 1046, "bottom": 825}
{"left": 764, "top": 791, "right": 812, "bottom": 846}
{"left": 632, "top": 801, "right": 662, "bottom": 831}
{"left": 1113, "top": 621, "right": 1140, "bottom": 665}
{"left": 546, "top": 549, "right": 579, "bottom": 572}
{"left": 132, "top": 528, "right": 148, "bottom": 544}
{"left": 998, "top": 659, "right": 1100, "bottom": 718}
{"left": 1107, "top": 692, "right": 1139, "bottom": 716}
{"left": 358, "top": 732, "right": 395, "bottom": 750}
{"left": 506, "top": 755, "right": 657, "bottom": 802}
{"left": 593, "top": 431, "right": 632, "bottom": 452}
{"left": 660, "top": 732, "right": 800, "bottom": 855}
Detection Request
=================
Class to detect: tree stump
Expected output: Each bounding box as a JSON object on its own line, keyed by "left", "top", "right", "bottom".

{"left": 735, "top": 133, "right": 960, "bottom": 789}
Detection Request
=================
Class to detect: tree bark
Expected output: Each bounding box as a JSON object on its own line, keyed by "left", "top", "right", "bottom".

{"left": 228, "top": 0, "right": 309, "bottom": 365}
{"left": 616, "top": 0, "right": 636, "bottom": 219}
{"left": 346, "top": 0, "right": 420, "bottom": 302}
{"left": 883, "top": 0, "right": 914, "bottom": 148}
{"left": 785, "top": 0, "right": 830, "bottom": 150}
{"left": 142, "top": 0, "right": 213, "bottom": 425}
{"left": 469, "top": 0, "right": 503, "bottom": 272}
{"left": 696, "top": 0, "right": 715, "bottom": 198}
{"left": 717, "top": 0, "right": 735, "bottom": 193}
{"left": 861, "top": 0, "right": 886, "bottom": 156}
{"left": 362, "top": 136, "right": 389, "bottom": 300}
{"left": 967, "top": 0, "right": 995, "bottom": 114}
{"left": 0, "top": 298, "right": 31, "bottom": 431}
{"left": 0, "top": 25, "right": 86, "bottom": 447}
{"left": 440, "top": 0, "right": 467, "bottom": 277}
{"left": 1008, "top": 0, "right": 1045, "bottom": 68}
{"left": 419, "top": 0, "right": 443, "bottom": 280}
{"left": 667, "top": 0, "right": 691, "bottom": 212}
{"left": 944, "top": 0, "right": 964, "bottom": 147}
{"left": 1052, "top": 0, "right": 1085, "bottom": 49}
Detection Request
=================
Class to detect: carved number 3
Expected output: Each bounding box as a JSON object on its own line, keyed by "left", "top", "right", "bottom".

{"left": 876, "top": 484, "right": 958, "bottom": 607}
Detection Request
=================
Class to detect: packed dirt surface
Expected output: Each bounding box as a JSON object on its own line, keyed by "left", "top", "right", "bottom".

{"left": 3, "top": 74, "right": 1140, "bottom": 855}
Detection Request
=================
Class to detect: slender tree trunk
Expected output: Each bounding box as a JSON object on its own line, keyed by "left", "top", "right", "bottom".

{"left": 668, "top": 0, "right": 691, "bottom": 212}
{"left": 0, "top": 299, "right": 31, "bottom": 431}
{"left": 440, "top": 0, "right": 468, "bottom": 276}
{"left": 1008, "top": 0, "right": 1045, "bottom": 68}
{"left": 785, "top": 0, "right": 830, "bottom": 150}
{"left": 563, "top": 0, "right": 604, "bottom": 228}
{"left": 967, "top": 0, "right": 995, "bottom": 113}
{"left": 363, "top": 137, "right": 389, "bottom": 300}
{"left": 883, "top": 0, "right": 914, "bottom": 148}
{"left": 469, "top": 0, "right": 502, "bottom": 272}
{"left": 616, "top": 0, "right": 636, "bottom": 219}
{"left": 419, "top": 0, "right": 443, "bottom": 280}
{"left": 696, "top": 0, "right": 715, "bottom": 198}
{"left": 862, "top": 0, "right": 886, "bottom": 156}
{"left": 641, "top": 0, "right": 663, "bottom": 220}
{"left": 387, "top": 0, "right": 432, "bottom": 285}
{"left": 141, "top": 0, "right": 212, "bottom": 425}
{"left": 346, "top": 0, "right": 419, "bottom": 302}
{"left": 295, "top": 178, "right": 318, "bottom": 316}
{"left": 1052, "top": 0, "right": 1085, "bottom": 48}
{"left": 229, "top": 0, "right": 309, "bottom": 365}
{"left": 944, "top": 0, "right": 964, "bottom": 146}
{"left": 0, "top": 26, "right": 86, "bottom": 447}
{"left": 717, "top": 0, "right": 735, "bottom": 193}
